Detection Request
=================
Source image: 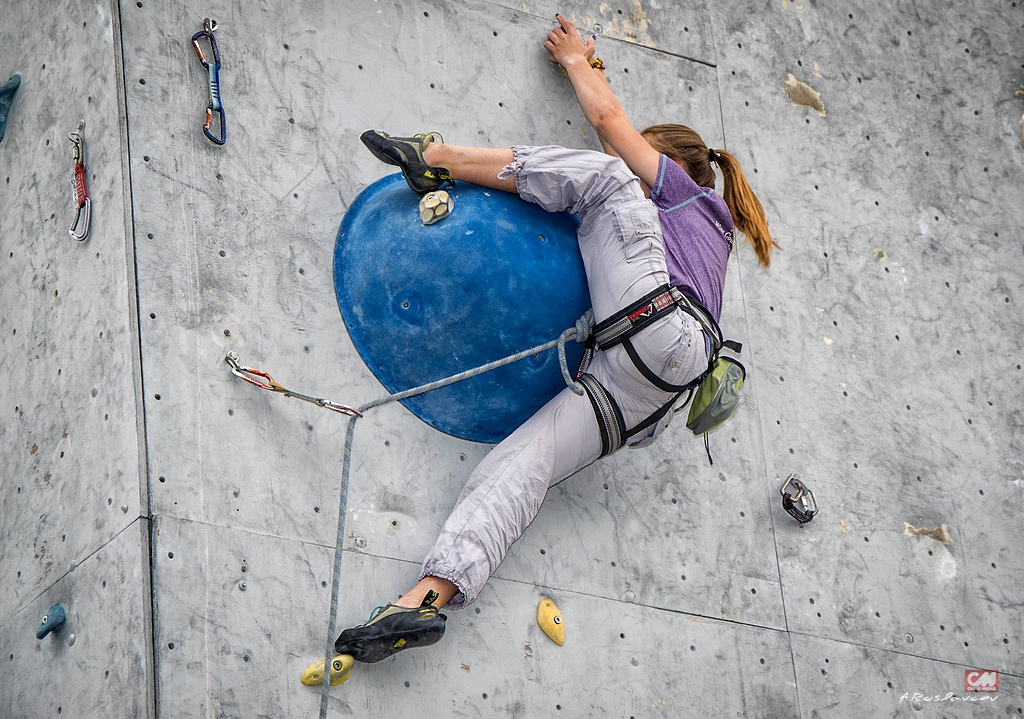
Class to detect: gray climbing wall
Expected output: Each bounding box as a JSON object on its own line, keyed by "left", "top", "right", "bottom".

{"left": 1, "top": 0, "right": 1022, "bottom": 717}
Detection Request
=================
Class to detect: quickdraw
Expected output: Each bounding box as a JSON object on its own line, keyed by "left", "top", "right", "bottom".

{"left": 781, "top": 473, "right": 818, "bottom": 524}
{"left": 225, "top": 352, "right": 362, "bottom": 417}
{"left": 192, "top": 18, "right": 226, "bottom": 145}
{"left": 68, "top": 121, "right": 90, "bottom": 241}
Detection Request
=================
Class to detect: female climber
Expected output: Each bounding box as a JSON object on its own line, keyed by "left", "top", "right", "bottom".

{"left": 333, "top": 14, "right": 776, "bottom": 663}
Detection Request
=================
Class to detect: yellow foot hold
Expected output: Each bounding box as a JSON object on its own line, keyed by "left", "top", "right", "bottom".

{"left": 537, "top": 597, "right": 564, "bottom": 646}
{"left": 301, "top": 653, "right": 354, "bottom": 687}
{"left": 419, "top": 190, "right": 454, "bottom": 225}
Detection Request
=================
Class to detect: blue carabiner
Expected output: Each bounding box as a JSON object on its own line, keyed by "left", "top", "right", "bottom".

{"left": 191, "top": 19, "right": 226, "bottom": 145}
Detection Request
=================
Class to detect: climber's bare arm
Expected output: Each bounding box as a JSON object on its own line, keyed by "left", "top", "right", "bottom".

{"left": 544, "top": 15, "right": 659, "bottom": 186}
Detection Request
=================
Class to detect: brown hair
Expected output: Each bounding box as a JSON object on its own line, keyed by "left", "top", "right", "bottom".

{"left": 641, "top": 124, "right": 778, "bottom": 268}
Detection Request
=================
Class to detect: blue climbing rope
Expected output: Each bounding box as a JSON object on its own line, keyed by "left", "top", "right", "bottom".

{"left": 224, "top": 309, "right": 595, "bottom": 717}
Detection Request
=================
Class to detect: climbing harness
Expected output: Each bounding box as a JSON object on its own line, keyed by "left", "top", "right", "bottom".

{"left": 781, "top": 473, "right": 817, "bottom": 524}
{"left": 68, "top": 121, "right": 90, "bottom": 241}
{"left": 225, "top": 311, "right": 593, "bottom": 717}
{"left": 577, "top": 284, "right": 744, "bottom": 462}
{"left": 191, "top": 18, "right": 226, "bottom": 145}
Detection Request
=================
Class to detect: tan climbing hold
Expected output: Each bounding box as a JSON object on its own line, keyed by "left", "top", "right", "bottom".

{"left": 783, "top": 73, "right": 826, "bottom": 117}
{"left": 537, "top": 597, "right": 564, "bottom": 646}
{"left": 419, "top": 190, "right": 454, "bottom": 225}
{"left": 903, "top": 522, "right": 951, "bottom": 544}
{"left": 301, "top": 653, "right": 354, "bottom": 687}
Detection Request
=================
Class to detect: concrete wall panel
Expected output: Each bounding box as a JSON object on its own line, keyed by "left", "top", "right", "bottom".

{"left": 0, "top": 0, "right": 143, "bottom": 620}
{"left": 152, "top": 515, "right": 798, "bottom": 717}
{"left": 0, "top": 521, "right": 151, "bottom": 719}
{"left": 710, "top": 0, "right": 1024, "bottom": 677}
{"left": 792, "top": 633, "right": 1024, "bottom": 718}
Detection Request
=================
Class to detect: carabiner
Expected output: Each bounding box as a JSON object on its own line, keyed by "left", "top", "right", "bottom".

{"left": 225, "top": 351, "right": 283, "bottom": 392}
{"left": 192, "top": 19, "right": 226, "bottom": 145}
{"left": 780, "top": 473, "right": 818, "bottom": 524}
{"left": 68, "top": 121, "right": 90, "bottom": 241}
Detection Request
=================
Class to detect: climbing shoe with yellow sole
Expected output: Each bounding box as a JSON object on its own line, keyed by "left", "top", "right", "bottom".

{"left": 360, "top": 129, "right": 454, "bottom": 197}
{"left": 334, "top": 590, "right": 447, "bottom": 663}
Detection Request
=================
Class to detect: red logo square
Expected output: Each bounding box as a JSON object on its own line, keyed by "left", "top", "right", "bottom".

{"left": 965, "top": 670, "right": 998, "bottom": 692}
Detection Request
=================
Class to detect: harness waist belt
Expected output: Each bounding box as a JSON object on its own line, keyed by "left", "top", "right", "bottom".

{"left": 592, "top": 284, "right": 682, "bottom": 350}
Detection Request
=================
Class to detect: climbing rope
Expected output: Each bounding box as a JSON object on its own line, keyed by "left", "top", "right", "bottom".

{"left": 224, "top": 309, "right": 594, "bottom": 717}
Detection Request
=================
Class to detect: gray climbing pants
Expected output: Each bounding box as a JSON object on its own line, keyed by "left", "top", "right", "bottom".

{"left": 421, "top": 146, "right": 707, "bottom": 608}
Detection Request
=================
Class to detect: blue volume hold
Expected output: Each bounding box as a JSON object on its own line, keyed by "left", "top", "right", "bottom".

{"left": 0, "top": 74, "right": 21, "bottom": 144}
{"left": 36, "top": 602, "right": 66, "bottom": 639}
{"left": 334, "top": 173, "right": 591, "bottom": 444}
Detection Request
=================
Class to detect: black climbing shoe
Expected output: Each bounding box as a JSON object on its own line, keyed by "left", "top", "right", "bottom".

{"left": 334, "top": 590, "right": 447, "bottom": 663}
{"left": 360, "top": 129, "right": 454, "bottom": 196}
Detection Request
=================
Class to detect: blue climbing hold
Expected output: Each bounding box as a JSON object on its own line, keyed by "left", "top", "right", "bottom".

{"left": 0, "top": 74, "right": 20, "bottom": 144}
{"left": 36, "top": 602, "right": 66, "bottom": 639}
{"left": 334, "top": 173, "right": 591, "bottom": 444}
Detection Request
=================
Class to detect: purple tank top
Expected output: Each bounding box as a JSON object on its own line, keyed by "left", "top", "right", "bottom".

{"left": 649, "top": 154, "right": 733, "bottom": 322}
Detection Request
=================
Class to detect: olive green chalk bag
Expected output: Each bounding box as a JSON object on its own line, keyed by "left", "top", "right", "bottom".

{"left": 685, "top": 355, "right": 746, "bottom": 435}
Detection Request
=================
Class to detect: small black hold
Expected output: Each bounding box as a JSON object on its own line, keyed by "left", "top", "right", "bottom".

{"left": 288, "top": 118, "right": 295, "bottom": 124}
{"left": 154, "top": 394, "right": 161, "bottom": 400}
{"left": 223, "top": 329, "right": 230, "bottom": 337}
{"left": 159, "top": 476, "right": 166, "bottom": 483}
{"left": 405, "top": 681, "right": 410, "bottom": 687}
{"left": 219, "top": 250, "right": 226, "bottom": 257}
{"left": 168, "top": 552, "right": 174, "bottom": 559}
{"left": 139, "top": 78, "right": 146, "bottom": 84}
{"left": 168, "top": 642, "right": 175, "bottom": 649}
{"left": 322, "top": 581, "right": 327, "bottom": 587}
{"left": 751, "top": 588, "right": 757, "bottom": 594}
{"left": 690, "top": 645, "right": 696, "bottom": 651}
{"left": 611, "top": 561, "right": 616, "bottom": 567}
{"left": 540, "top": 549, "right": 545, "bottom": 554}
{"left": 143, "top": 156, "right": 150, "bottom": 162}
{"left": 147, "top": 233, "right": 154, "bottom": 239}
